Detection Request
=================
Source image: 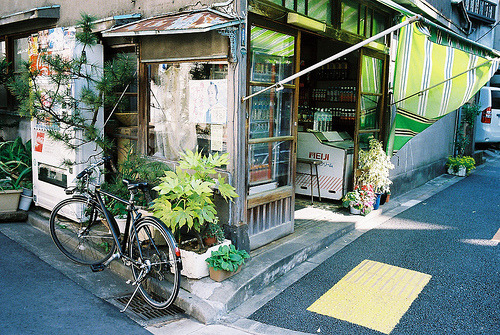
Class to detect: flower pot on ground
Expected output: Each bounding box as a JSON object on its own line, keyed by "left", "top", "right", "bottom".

{"left": 209, "top": 265, "right": 242, "bottom": 282}
{"left": 0, "top": 189, "right": 22, "bottom": 213}
{"left": 205, "top": 244, "right": 250, "bottom": 282}
{"left": 180, "top": 239, "right": 232, "bottom": 279}
{"left": 373, "top": 193, "right": 382, "bottom": 210}
{"left": 18, "top": 193, "right": 33, "bottom": 211}
{"left": 342, "top": 184, "right": 376, "bottom": 216}
{"left": 446, "top": 156, "right": 475, "bottom": 176}
{"left": 349, "top": 206, "right": 361, "bottom": 215}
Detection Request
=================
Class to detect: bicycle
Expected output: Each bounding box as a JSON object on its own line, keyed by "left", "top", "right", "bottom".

{"left": 49, "top": 157, "right": 182, "bottom": 311}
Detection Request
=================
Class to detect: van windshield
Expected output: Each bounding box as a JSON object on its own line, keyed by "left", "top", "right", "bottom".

{"left": 492, "top": 91, "right": 500, "bottom": 109}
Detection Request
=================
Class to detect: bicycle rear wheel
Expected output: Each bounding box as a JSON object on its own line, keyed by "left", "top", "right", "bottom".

{"left": 50, "top": 196, "right": 116, "bottom": 265}
{"left": 129, "top": 216, "right": 181, "bottom": 309}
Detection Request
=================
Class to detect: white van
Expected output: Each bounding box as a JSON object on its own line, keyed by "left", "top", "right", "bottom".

{"left": 475, "top": 86, "right": 500, "bottom": 143}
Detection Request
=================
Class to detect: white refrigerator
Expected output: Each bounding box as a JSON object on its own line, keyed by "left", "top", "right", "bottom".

{"left": 296, "top": 131, "right": 354, "bottom": 200}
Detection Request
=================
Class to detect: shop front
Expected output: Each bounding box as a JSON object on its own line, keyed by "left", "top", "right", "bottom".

{"left": 244, "top": 2, "right": 392, "bottom": 249}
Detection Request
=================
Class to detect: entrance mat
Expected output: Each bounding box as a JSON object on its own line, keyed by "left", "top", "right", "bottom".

{"left": 307, "top": 260, "right": 431, "bottom": 334}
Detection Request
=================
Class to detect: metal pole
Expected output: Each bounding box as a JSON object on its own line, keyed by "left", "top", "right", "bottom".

{"left": 241, "top": 15, "right": 421, "bottom": 102}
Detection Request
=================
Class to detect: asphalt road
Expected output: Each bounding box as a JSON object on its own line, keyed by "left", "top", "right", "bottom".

{"left": 250, "top": 156, "right": 500, "bottom": 334}
{"left": 0, "top": 230, "right": 150, "bottom": 335}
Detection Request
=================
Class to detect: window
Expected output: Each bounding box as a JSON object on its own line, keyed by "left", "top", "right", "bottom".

{"left": 248, "top": 26, "right": 295, "bottom": 192}
{"left": 147, "top": 62, "right": 228, "bottom": 160}
{"left": 340, "top": 0, "right": 388, "bottom": 40}
{"left": 465, "top": 0, "right": 497, "bottom": 24}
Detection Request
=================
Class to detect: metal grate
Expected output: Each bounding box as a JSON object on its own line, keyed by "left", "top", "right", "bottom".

{"left": 114, "top": 294, "right": 184, "bottom": 323}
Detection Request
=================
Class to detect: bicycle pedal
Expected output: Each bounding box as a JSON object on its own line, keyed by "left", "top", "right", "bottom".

{"left": 90, "top": 263, "right": 106, "bottom": 272}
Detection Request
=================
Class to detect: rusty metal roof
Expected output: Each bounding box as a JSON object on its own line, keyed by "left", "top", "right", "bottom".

{"left": 102, "top": 9, "right": 239, "bottom": 37}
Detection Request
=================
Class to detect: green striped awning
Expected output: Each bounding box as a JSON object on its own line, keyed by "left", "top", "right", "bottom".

{"left": 388, "top": 19, "right": 500, "bottom": 154}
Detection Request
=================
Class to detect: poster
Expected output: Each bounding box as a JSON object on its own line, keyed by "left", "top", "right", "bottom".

{"left": 188, "top": 79, "right": 227, "bottom": 124}
{"left": 210, "top": 124, "right": 224, "bottom": 152}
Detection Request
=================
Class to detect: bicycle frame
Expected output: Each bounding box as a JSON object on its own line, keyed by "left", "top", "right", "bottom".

{"left": 81, "top": 186, "right": 145, "bottom": 268}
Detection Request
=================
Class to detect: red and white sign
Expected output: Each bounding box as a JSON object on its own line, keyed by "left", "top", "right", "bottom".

{"left": 34, "top": 131, "right": 45, "bottom": 152}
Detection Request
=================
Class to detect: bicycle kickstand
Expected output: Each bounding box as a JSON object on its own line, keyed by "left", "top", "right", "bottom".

{"left": 120, "top": 268, "right": 147, "bottom": 313}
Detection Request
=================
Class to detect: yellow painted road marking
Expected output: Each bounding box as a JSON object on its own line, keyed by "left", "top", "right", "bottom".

{"left": 307, "top": 260, "right": 431, "bottom": 334}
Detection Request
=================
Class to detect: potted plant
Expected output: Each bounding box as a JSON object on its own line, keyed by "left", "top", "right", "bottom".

{"left": 205, "top": 244, "right": 250, "bottom": 282}
{"left": 202, "top": 219, "right": 225, "bottom": 247}
{"left": 446, "top": 156, "right": 475, "bottom": 177}
{"left": 152, "top": 149, "right": 238, "bottom": 279}
{"left": 342, "top": 184, "right": 376, "bottom": 216}
{"left": 357, "top": 137, "right": 394, "bottom": 208}
{"left": 0, "top": 138, "right": 32, "bottom": 212}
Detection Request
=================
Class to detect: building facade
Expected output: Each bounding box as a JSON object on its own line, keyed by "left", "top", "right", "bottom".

{"left": 0, "top": 0, "right": 498, "bottom": 251}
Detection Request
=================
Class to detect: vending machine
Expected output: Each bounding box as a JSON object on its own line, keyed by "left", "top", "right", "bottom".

{"left": 30, "top": 27, "right": 104, "bottom": 211}
{"left": 296, "top": 130, "right": 354, "bottom": 200}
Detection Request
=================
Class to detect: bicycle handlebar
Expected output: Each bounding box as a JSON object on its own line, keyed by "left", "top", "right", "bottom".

{"left": 76, "top": 156, "right": 112, "bottom": 179}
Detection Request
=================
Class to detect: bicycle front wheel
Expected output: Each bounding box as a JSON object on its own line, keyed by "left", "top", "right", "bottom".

{"left": 50, "top": 196, "right": 116, "bottom": 265}
{"left": 129, "top": 216, "right": 181, "bottom": 309}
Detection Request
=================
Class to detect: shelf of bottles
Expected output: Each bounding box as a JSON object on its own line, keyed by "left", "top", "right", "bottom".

{"left": 298, "top": 56, "right": 357, "bottom": 133}
{"left": 311, "top": 86, "right": 356, "bottom": 103}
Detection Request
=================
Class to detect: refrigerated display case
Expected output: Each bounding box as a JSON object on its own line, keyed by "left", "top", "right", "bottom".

{"left": 296, "top": 130, "right": 354, "bottom": 200}
{"left": 248, "top": 48, "right": 294, "bottom": 193}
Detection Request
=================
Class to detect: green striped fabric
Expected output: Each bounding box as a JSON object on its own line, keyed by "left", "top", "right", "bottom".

{"left": 388, "top": 20, "right": 500, "bottom": 154}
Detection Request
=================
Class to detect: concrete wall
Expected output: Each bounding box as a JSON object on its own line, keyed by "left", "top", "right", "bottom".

{"left": 389, "top": 111, "right": 457, "bottom": 196}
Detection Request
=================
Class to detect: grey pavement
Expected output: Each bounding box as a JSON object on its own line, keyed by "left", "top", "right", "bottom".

{"left": 0, "top": 149, "right": 498, "bottom": 334}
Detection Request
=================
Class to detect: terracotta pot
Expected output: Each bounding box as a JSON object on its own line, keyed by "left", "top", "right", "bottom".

{"left": 209, "top": 265, "right": 242, "bottom": 282}
{"left": 203, "top": 236, "right": 217, "bottom": 247}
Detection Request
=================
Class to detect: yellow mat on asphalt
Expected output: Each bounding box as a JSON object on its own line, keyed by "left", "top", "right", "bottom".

{"left": 307, "top": 259, "right": 431, "bottom": 334}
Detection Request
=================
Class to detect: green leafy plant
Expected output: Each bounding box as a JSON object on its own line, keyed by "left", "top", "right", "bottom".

{"left": 152, "top": 150, "right": 238, "bottom": 242}
{"left": 446, "top": 155, "right": 475, "bottom": 175}
{"left": 358, "top": 137, "right": 394, "bottom": 194}
{"left": 0, "top": 137, "right": 32, "bottom": 190}
{"left": 455, "top": 103, "right": 481, "bottom": 157}
{"left": 100, "top": 150, "right": 170, "bottom": 214}
{"left": 205, "top": 244, "right": 250, "bottom": 272}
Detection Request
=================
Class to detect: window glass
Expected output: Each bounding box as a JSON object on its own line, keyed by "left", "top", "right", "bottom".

{"left": 249, "top": 140, "right": 291, "bottom": 187}
{"left": 250, "top": 26, "right": 294, "bottom": 83}
{"left": 148, "top": 62, "right": 228, "bottom": 160}
{"left": 249, "top": 86, "right": 293, "bottom": 140}
{"left": 309, "top": 0, "right": 330, "bottom": 24}
{"left": 361, "top": 55, "right": 383, "bottom": 94}
{"left": 341, "top": 0, "right": 359, "bottom": 34}
{"left": 14, "top": 37, "right": 29, "bottom": 73}
{"left": 492, "top": 91, "right": 500, "bottom": 109}
{"left": 359, "top": 95, "right": 380, "bottom": 130}
{"left": 297, "top": 1, "right": 307, "bottom": 15}
{"left": 249, "top": 26, "right": 295, "bottom": 192}
{"left": 373, "top": 11, "right": 386, "bottom": 38}
{"left": 285, "top": 0, "right": 294, "bottom": 10}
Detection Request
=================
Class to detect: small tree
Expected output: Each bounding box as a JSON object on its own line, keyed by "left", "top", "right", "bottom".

{"left": 7, "top": 14, "right": 136, "bottom": 165}
{"left": 455, "top": 103, "right": 481, "bottom": 157}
